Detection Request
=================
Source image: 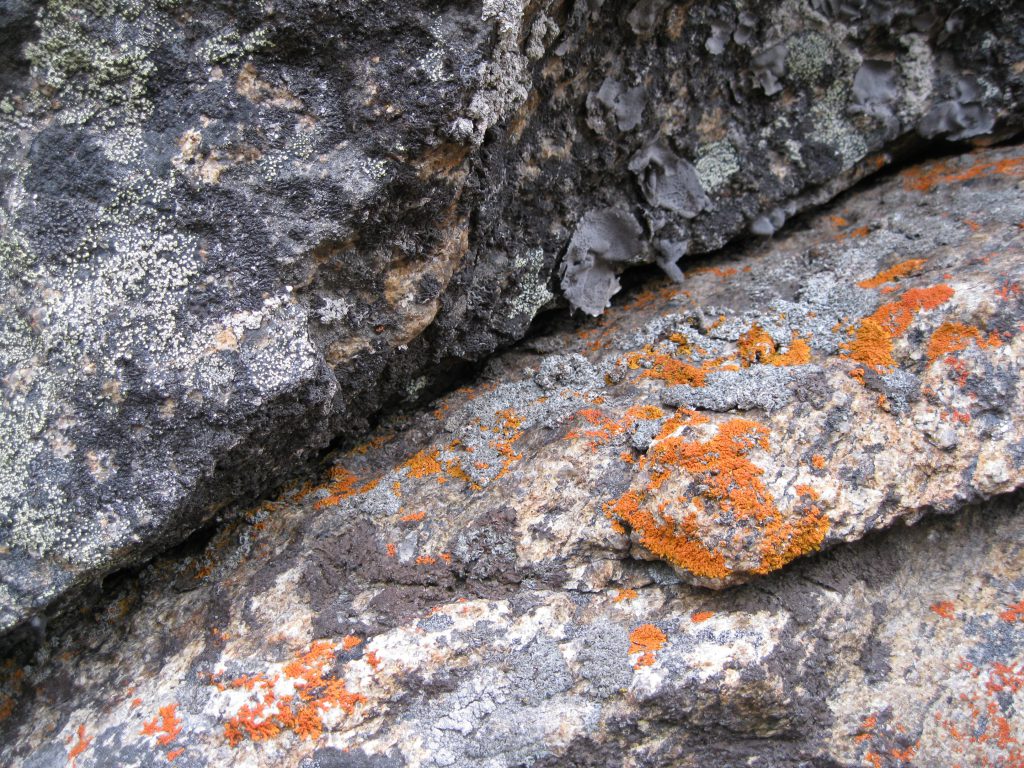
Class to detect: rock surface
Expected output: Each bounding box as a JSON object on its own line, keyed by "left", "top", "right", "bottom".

{"left": 3, "top": 0, "right": 1024, "bottom": 634}
{"left": 2, "top": 145, "right": 1023, "bottom": 767}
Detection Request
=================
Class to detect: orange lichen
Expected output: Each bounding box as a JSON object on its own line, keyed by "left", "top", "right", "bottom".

{"left": 342, "top": 635, "right": 363, "bottom": 650}
{"left": 68, "top": 724, "right": 92, "bottom": 764}
{"left": 400, "top": 511, "right": 426, "bottom": 523}
{"left": 926, "top": 321, "right": 1001, "bottom": 362}
{"left": 857, "top": 259, "right": 927, "bottom": 289}
{"left": 613, "top": 589, "right": 638, "bottom": 602}
{"left": 386, "top": 542, "right": 396, "bottom": 557}
{"left": 629, "top": 624, "right": 667, "bottom": 667}
{"left": 142, "top": 703, "right": 183, "bottom": 746}
{"left": 769, "top": 337, "right": 812, "bottom": 366}
{"left": 738, "top": 325, "right": 776, "bottom": 366}
{"left": 811, "top": 454, "right": 826, "bottom": 470}
{"left": 903, "top": 153, "right": 1024, "bottom": 193}
{"left": 415, "top": 555, "right": 437, "bottom": 565}
{"left": 312, "top": 467, "right": 379, "bottom": 509}
{"left": 795, "top": 485, "right": 820, "bottom": 500}
{"left": 625, "top": 404, "right": 664, "bottom": 421}
{"left": 366, "top": 651, "right": 381, "bottom": 670}
{"left": 216, "top": 640, "right": 365, "bottom": 747}
{"left": 167, "top": 748, "right": 185, "bottom": 762}
{"left": 738, "top": 325, "right": 811, "bottom": 367}
{"left": 640, "top": 353, "right": 709, "bottom": 386}
{"left": 846, "top": 285, "right": 955, "bottom": 371}
{"left": 931, "top": 601, "right": 956, "bottom": 619}
{"left": 690, "top": 610, "right": 715, "bottom": 623}
{"left": 404, "top": 449, "right": 443, "bottom": 479}
{"left": 999, "top": 600, "right": 1024, "bottom": 623}
{"left": 606, "top": 412, "right": 829, "bottom": 579}
{"left": 757, "top": 506, "right": 830, "bottom": 575}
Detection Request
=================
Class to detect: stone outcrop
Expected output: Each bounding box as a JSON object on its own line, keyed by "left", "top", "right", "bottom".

{"left": 2, "top": 145, "right": 1023, "bottom": 767}
{"left": 3, "top": 0, "right": 1024, "bottom": 635}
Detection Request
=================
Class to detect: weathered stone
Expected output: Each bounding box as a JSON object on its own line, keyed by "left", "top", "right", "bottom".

{"left": 1, "top": 145, "right": 1023, "bottom": 767}
{"left": 2, "top": 0, "right": 1024, "bottom": 641}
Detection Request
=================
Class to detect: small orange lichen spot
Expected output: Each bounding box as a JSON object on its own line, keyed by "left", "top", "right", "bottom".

{"left": 440, "top": 552, "right": 452, "bottom": 563}
{"left": 167, "top": 747, "right": 185, "bottom": 763}
{"left": 399, "top": 511, "right": 426, "bottom": 523}
{"left": 690, "top": 610, "right": 715, "bottom": 623}
{"left": 613, "top": 588, "right": 638, "bottom": 603}
{"left": 342, "top": 635, "right": 363, "bottom": 650}
{"left": 640, "top": 354, "right": 709, "bottom": 387}
{"left": 738, "top": 324, "right": 776, "bottom": 366}
{"left": 625, "top": 404, "right": 664, "bottom": 421}
{"left": 142, "top": 703, "right": 183, "bottom": 746}
{"left": 857, "top": 259, "right": 927, "bottom": 289}
{"left": 931, "top": 601, "right": 956, "bottom": 619}
{"left": 415, "top": 555, "right": 437, "bottom": 565}
{"left": 795, "top": 485, "right": 820, "bottom": 501}
{"left": 131, "top": 697, "right": 143, "bottom": 709}
{"left": 811, "top": 454, "right": 826, "bottom": 470}
{"left": 68, "top": 724, "right": 92, "bottom": 763}
{"left": 366, "top": 651, "right": 381, "bottom": 670}
{"left": 830, "top": 215, "right": 849, "bottom": 227}
{"left": 738, "top": 325, "right": 811, "bottom": 367}
{"left": 999, "top": 599, "right": 1024, "bottom": 623}
{"left": 629, "top": 624, "right": 667, "bottom": 668}
{"left": 386, "top": 542, "right": 396, "bottom": 557}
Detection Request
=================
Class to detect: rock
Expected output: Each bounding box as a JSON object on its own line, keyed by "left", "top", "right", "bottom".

{"left": 2, "top": 145, "right": 1024, "bottom": 767}
{"left": 3, "top": 0, "right": 1024, "bottom": 641}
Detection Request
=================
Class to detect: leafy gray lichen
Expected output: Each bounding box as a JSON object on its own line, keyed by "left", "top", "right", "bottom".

{"left": 559, "top": 209, "right": 643, "bottom": 317}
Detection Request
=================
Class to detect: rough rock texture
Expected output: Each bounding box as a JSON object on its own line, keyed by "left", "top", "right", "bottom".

{"left": 2, "top": 146, "right": 1023, "bottom": 767}
{"left": 3, "top": 0, "right": 1024, "bottom": 635}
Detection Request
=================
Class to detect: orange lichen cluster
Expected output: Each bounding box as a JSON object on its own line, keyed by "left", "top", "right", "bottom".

{"left": 214, "top": 640, "right": 365, "bottom": 747}
{"left": 605, "top": 411, "right": 829, "bottom": 579}
{"left": 933, "top": 658, "right": 1024, "bottom": 767}
{"left": 930, "top": 601, "right": 957, "bottom": 620}
{"left": 399, "top": 511, "right": 426, "bottom": 523}
{"left": 67, "top": 724, "right": 92, "bottom": 764}
{"left": 404, "top": 449, "right": 444, "bottom": 479}
{"left": 312, "top": 466, "right": 380, "bottom": 510}
{"left": 846, "top": 285, "right": 955, "bottom": 371}
{"left": 613, "top": 589, "right": 638, "bottom": 602}
{"left": 999, "top": 600, "right": 1024, "bottom": 623}
{"left": 564, "top": 404, "right": 664, "bottom": 447}
{"left": 738, "top": 325, "right": 811, "bottom": 367}
{"left": 926, "top": 321, "right": 1002, "bottom": 362}
{"left": 639, "top": 352, "right": 710, "bottom": 387}
{"left": 142, "top": 703, "right": 183, "bottom": 746}
{"left": 811, "top": 454, "right": 826, "bottom": 470}
{"left": 855, "top": 713, "right": 918, "bottom": 768}
{"left": 903, "top": 153, "right": 1024, "bottom": 193}
{"left": 629, "top": 624, "right": 667, "bottom": 668}
{"left": 857, "top": 259, "right": 928, "bottom": 289}
{"left": 690, "top": 610, "right": 715, "bottom": 623}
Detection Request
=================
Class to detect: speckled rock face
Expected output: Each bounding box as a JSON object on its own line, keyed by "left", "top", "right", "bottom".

{"left": 2, "top": 0, "right": 1024, "bottom": 644}
{"left": 2, "top": 146, "right": 1023, "bottom": 767}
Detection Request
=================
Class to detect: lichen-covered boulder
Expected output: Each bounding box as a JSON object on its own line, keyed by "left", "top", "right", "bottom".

{"left": 2, "top": 0, "right": 1024, "bottom": 636}
{"left": 1, "top": 144, "right": 1023, "bottom": 768}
